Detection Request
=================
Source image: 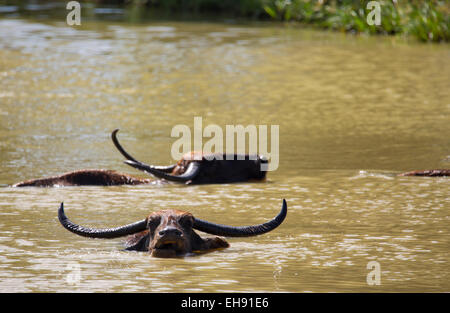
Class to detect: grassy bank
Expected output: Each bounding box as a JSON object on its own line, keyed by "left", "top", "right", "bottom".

{"left": 262, "top": 0, "right": 449, "bottom": 42}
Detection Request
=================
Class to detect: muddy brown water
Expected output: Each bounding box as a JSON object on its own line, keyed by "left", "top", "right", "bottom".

{"left": 0, "top": 15, "right": 449, "bottom": 292}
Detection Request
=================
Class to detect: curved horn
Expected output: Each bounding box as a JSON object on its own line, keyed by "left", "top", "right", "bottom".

{"left": 111, "top": 129, "right": 176, "bottom": 173}
{"left": 125, "top": 160, "right": 201, "bottom": 183}
{"left": 58, "top": 202, "right": 147, "bottom": 238}
{"left": 193, "top": 199, "right": 287, "bottom": 237}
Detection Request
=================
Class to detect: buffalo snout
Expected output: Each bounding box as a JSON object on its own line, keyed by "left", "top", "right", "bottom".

{"left": 159, "top": 226, "right": 183, "bottom": 237}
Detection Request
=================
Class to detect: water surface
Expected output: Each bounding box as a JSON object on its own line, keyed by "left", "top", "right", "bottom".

{"left": 0, "top": 14, "right": 449, "bottom": 292}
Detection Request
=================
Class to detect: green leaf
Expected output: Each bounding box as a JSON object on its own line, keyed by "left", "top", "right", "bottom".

{"left": 264, "top": 5, "right": 278, "bottom": 19}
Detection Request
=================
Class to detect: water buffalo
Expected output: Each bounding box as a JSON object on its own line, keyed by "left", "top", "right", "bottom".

{"left": 398, "top": 169, "right": 449, "bottom": 177}
{"left": 111, "top": 129, "right": 268, "bottom": 184}
{"left": 58, "top": 199, "right": 287, "bottom": 257}
{"left": 13, "top": 129, "right": 268, "bottom": 187}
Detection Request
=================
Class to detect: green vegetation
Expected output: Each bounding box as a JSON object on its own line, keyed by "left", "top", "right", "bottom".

{"left": 262, "top": 0, "right": 449, "bottom": 42}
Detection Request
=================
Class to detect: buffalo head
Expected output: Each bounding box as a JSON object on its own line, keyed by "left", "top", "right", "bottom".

{"left": 58, "top": 199, "right": 287, "bottom": 258}
{"left": 112, "top": 129, "right": 268, "bottom": 184}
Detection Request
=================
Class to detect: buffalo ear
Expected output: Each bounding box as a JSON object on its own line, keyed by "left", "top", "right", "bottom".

{"left": 201, "top": 237, "right": 230, "bottom": 250}
{"left": 190, "top": 230, "right": 229, "bottom": 252}
{"left": 124, "top": 230, "right": 150, "bottom": 252}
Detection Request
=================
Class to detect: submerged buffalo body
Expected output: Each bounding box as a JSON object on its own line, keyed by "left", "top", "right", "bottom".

{"left": 13, "top": 129, "right": 268, "bottom": 187}
{"left": 58, "top": 199, "right": 287, "bottom": 257}
{"left": 13, "top": 169, "right": 150, "bottom": 187}
{"left": 398, "top": 169, "right": 449, "bottom": 177}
